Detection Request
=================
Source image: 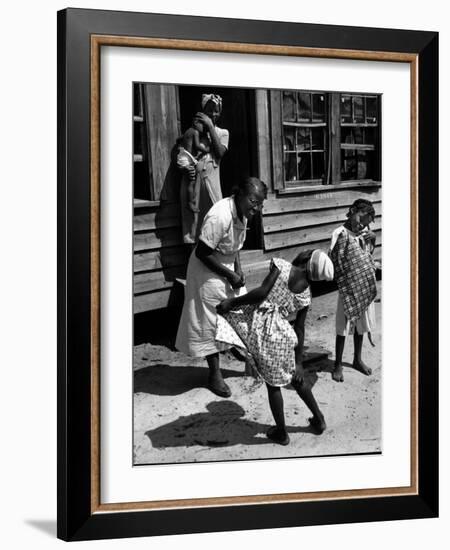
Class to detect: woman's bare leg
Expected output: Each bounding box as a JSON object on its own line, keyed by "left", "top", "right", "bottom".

{"left": 206, "top": 353, "right": 231, "bottom": 397}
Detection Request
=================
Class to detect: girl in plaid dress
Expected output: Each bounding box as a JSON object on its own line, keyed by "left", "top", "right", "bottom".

{"left": 216, "top": 250, "right": 334, "bottom": 446}
{"left": 329, "top": 199, "right": 377, "bottom": 383}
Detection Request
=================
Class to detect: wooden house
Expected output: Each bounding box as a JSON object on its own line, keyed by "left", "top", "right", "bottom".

{"left": 133, "top": 84, "right": 382, "bottom": 315}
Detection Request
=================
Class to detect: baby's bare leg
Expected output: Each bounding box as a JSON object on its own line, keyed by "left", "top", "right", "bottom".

{"left": 187, "top": 172, "right": 199, "bottom": 212}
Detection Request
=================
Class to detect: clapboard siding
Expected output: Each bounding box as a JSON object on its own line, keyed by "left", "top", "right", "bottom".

{"left": 134, "top": 226, "right": 183, "bottom": 251}
{"left": 134, "top": 246, "right": 189, "bottom": 273}
{"left": 134, "top": 203, "right": 181, "bottom": 232}
{"left": 263, "top": 187, "right": 381, "bottom": 215}
{"left": 264, "top": 203, "right": 381, "bottom": 233}
{"left": 265, "top": 219, "right": 381, "bottom": 251}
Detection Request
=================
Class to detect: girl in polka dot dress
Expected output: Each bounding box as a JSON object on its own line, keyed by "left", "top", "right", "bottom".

{"left": 216, "top": 249, "right": 334, "bottom": 445}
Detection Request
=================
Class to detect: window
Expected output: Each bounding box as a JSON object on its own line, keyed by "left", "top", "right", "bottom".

{"left": 277, "top": 90, "right": 381, "bottom": 190}
{"left": 282, "top": 91, "right": 327, "bottom": 187}
{"left": 340, "top": 94, "right": 380, "bottom": 182}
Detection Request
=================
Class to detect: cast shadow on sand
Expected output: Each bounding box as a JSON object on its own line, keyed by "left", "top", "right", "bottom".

{"left": 134, "top": 363, "right": 244, "bottom": 396}
{"left": 144, "top": 401, "right": 317, "bottom": 450}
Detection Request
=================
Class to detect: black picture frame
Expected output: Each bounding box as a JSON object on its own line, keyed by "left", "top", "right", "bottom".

{"left": 57, "top": 8, "right": 438, "bottom": 541}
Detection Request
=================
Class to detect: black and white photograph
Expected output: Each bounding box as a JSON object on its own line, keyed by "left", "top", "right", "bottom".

{"left": 133, "top": 84, "right": 382, "bottom": 465}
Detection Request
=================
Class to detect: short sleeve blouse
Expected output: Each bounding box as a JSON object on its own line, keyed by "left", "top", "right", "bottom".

{"left": 199, "top": 196, "right": 247, "bottom": 255}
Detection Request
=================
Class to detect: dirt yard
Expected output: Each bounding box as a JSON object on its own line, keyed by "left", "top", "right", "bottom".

{"left": 133, "top": 283, "right": 381, "bottom": 465}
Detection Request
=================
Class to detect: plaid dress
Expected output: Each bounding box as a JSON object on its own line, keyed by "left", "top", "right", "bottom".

{"left": 329, "top": 226, "right": 377, "bottom": 334}
{"left": 216, "top": 258, "right": 311, "bottom": 387}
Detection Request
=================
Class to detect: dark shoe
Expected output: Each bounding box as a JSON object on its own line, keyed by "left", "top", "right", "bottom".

{"left": 207, "top": 380, "right": 231, "bottom": 398}
{"left": 266, "top": 426, "right": 290, "bottom": 446}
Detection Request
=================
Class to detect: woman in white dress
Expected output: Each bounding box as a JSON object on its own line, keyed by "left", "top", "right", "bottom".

{"left": 176, "top": 177, "right": 267, "bottom": 397}
{"left": 180, "top": 93, "right": 230, "bottom": 244}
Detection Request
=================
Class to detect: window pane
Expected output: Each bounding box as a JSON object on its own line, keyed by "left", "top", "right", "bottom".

{"left": 297, "top": 153, "right": 311, "bottom": 180}
{"left": 284, "top": 153, "right": 297, "bottom": 181}
{"left": 297, "top": 128, "right": 311, "bottom": 151}
{"left": 353, "top": 96, "right": 364, "bottom": 123}
{"left": 366, "top": 96, "right": 378, "bottom": 123}
{"left": 353, "top": 127, "right": 364, "bottom": 144}
{"left": 282, "top": 92, "right": 296, "bottom": 121}
{"left": 312, "top": 94, "right": 326, "bottom": 121}
{"left": 341, "top": 127, "right": 354, "bottom": 144}
{"left": 341, "top": 95, "right": 352, "bottom": 123}
{"left": 283, "top": 126, "right": 296, "bottom": 151}
{"left": 312, "top": 152, "right": 325, "bottom": 180}
{"left": 364, "top": 127, "right": 376, "bottom": 145}
{"left": 298, "top": 92, "right": 311, "bottom": 121}
{"left": 341, "top": 149, "right": 357, "bottom": 180}
{"left": 357, "top": 151, "right": 374, "bottom": 179}
{"left": 311, "top": 127, "right": 325, "bottom": 150}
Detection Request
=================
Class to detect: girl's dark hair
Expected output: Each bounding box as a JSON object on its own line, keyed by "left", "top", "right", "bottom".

{"left": 346, "top": 198, "right": 375, "bottom": 218}
{"left": 233, "top": 177, "right": 268, "bottom": 199}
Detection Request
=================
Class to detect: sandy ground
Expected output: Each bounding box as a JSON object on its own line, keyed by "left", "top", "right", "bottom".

{"left": 133, "top": 282, "right": 381, "bottom": 465}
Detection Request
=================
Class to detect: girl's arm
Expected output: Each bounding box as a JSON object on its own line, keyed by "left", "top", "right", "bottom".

{"left": 216, "top": 264, "right": 280, "bottom": 314}
{"left": 292, "top": 307, "right": 309, "bottom": 383}
{"left": 196, "top": 240, "right": 243, "bottom": 289}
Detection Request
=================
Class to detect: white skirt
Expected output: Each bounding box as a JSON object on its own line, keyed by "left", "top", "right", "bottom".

{"left": 336, "top": 294, "right": 376, "bottom": 336}
{"left": 175, "top": 250, "right": 246, "bottom": 358}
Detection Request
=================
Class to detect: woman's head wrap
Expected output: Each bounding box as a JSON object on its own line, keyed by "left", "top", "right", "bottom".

{"left": 201, "top": 93, "right": 223, "bottom": 113}
{"left": 307, "top": 249, "right": 334, "bottom": 281}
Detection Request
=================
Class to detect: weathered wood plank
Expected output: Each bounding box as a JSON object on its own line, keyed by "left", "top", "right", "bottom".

{"left": 255, "top": 89, "right": 272, "bottom": 188}
{"left": 134, "top": 205, "right": 181, "bottom": 232}
{"left": 143, "top": 84, "right": 180, "bottom": 201}
{"left": 134, "top": 288, "right": 184, "bottom": 313}
{"left": 263, "top": 187, "right": 381, "bottom": 215}
{"left": 270, "top": 90, "right": 283, "bottom": 191}
{"left": 134, "top": 265, "right": 186, "bottom": 294}
{"left": 134, "top": 227, "right": 183, "bottom": 251}
{"left": 134, "top": 246, "right": 189, "bottom": 273}
{"left": 330, "top": 93, "right": 341, "bottom": 185}
{"left": 264, "top": 220, "right": 382, "bottom": 251}
{"left": 264, "top": 203, "right": 381, "bottom": 233}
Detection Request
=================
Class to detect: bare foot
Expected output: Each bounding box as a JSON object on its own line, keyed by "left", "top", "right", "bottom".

{"left": 309, "top": 414, "right": 326, "bottom": 434}
{"left": 266, "top": 426, "right": 290, "bottom": 446}
{"left": 207, "top": 375, "right": 231, "bottom": 398}
{"left": 352, "top": 359, "right": 372, "bottom": 376}
{"left": 332, "top": 364, "right": 344, "bottom": 382}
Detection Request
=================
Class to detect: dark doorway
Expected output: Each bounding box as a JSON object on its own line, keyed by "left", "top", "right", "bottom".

{"left": 178, "top": 85, "right": 262, "bottom": 249}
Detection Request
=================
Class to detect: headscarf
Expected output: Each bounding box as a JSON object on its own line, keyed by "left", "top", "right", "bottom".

{"left": 307, "top": 249, "right": 334, "bottom": 282}
{"left": 201, "top": 93, "right": 223, "bottom": 113}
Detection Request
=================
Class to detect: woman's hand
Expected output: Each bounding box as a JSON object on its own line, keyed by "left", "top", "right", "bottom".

{"left": 227, "top": 271, "right": 245, "bottom": 289}
{"left": 216, "top": 298, "right": 234, "bottom": 315}
{"left": 235, "top": 267, "right": 246, "bottom": 287}
{"left": 194, "top": 112, "right": 214, "bottom": 130}
{"left": 185, "top": 165, "right": 196, "bottom": 179}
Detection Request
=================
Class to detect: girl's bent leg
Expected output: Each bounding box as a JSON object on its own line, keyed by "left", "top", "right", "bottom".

{"left": 292, "top": 379, "right": 326, "bottom": 434}
{"left": 333, "top": 335, "right": 345, "bottom": 382}
{"left": 206, "top": 353, "right": 231, "bottom": 398}
{"left": 353, "top": 332, "right": 372, "bottom": 375}
{"left": 266, "top": 385, "right": 289, "bottom": 445}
